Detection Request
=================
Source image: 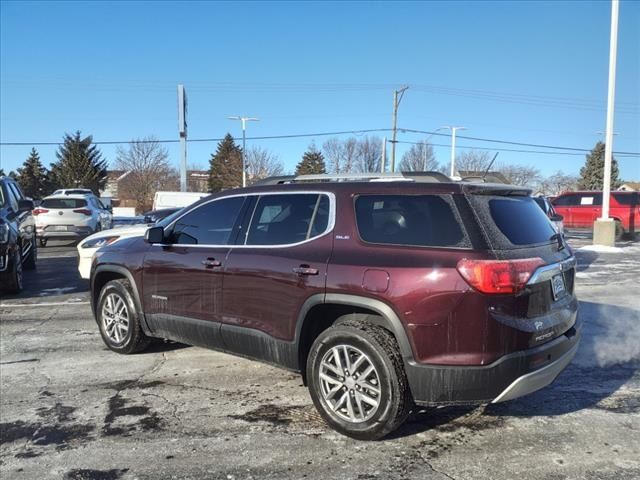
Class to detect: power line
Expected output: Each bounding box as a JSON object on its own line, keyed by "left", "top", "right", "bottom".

{"left": 396, "top": 140, "right": 586, "bottom": 156}
{"left": 1, "top": 127, "right": 638, "bottom": 157}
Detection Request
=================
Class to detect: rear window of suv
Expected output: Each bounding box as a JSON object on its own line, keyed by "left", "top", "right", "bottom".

{"left": 41, "top": 198, "right": 88, "bottom": 209}
{"left": 470, "top": 195, "right": 556, "bottom": 247}
{"left": 355, "top": 194, "right": 469, "bottom": 248}
{"left": 612, "top": 192, "right": 639, "bottom": 205}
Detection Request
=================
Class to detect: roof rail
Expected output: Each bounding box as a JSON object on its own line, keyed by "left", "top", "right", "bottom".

{"left": 253, "top": 171, "right": 451, "bottom": 186}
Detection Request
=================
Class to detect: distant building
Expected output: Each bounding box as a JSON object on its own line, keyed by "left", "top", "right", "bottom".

{"left": 618, "top": 182, "right": 640, "bottom": 192}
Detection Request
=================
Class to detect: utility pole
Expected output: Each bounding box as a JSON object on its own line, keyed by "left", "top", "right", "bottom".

{"left": 594, "top": 0, "right": 620, "bottom": 246}
{"left": 380, "top": 137, "right": 387, "bottom": 173}
{"left": 228, "top": 116, "right": 259, "bottom": 188}
{"left": 390, "top": 86, "right": 409, "bottom": 172}
{"left": 177, "top": 85, "right": 188, "bottom": 192}
{"left": 448, "top": 126, "right": 467, "bottom": 177}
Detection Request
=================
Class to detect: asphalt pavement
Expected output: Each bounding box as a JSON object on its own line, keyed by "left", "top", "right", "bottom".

{"left": 0, "top": 236, "right": 639, "bottom": 480}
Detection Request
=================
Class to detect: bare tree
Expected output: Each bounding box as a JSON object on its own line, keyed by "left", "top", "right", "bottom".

{"left": 499, "top": 164, "right": 541, "bottom": 187}
{"left": 454, "top": 149, "right": 495, "bottom": 174}
{"left": 246, "top": 146, "right": 284, "bottom": 183}
{"left": 355, "top": 136, "right": 383, "bottom": 173}
{"left": 115, "top": 137, "right": 178, "bottom": 213}
{"left": 322, "top": 137, "right": 359, "bottom": 174}
{"left": 538, "top": 171, "right": 580, "bottom": 196}
{"left": 398, "top": 142, "right": 438, "bottom": 172}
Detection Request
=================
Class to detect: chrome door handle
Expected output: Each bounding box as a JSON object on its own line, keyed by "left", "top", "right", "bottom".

{"left": 202, "top": 258, "right": 222, "bottom": 268}
{"left": 293, "top": 265, "right": 319, "bottom": 275}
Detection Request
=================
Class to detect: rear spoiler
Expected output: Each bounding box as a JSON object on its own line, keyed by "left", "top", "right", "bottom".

{"left": 461, "top": 183, "right": 532, "bottom": 196}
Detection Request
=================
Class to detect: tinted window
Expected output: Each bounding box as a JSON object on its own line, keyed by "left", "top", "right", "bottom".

{"left": 246, "top": 194, "right": 326, "bottom": 245}
{"left": 355, "top": 195, "right": 467, "bottom": 248}
{"left": 41, "top": 198, "right": 88, "bottom": 209}
{"left": 8, "top": 182, "right": 24, "bottom": 201}
{"left": 488, "top": 196, "right": 556, "bottom": 245}
{"left": 5, "top": 183, "right": 19, "bottom": 211}
{"left": 172, "top": 196, "right": 245, "bottom": 245}
{"left": 553, "top": 194, "right": 579, "bottom": 206}
{"left": 613, "top": 193, "right": 639, "bottom": 205}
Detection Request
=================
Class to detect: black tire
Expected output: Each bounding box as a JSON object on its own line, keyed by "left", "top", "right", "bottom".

{"left": 306, "top": 320, "right": 412, "bottom": 440}
{"left": 39, "top": 238, "right": 47, "bottom": 247}
{"left": 96, "top": 279, "right": 151, "bottom": 354}
{"left": 615, "top": 220, "right": 625, "bottom": 241}
{"left": 4, "top": 249, "right": 24, "bottom": 294}
{"left": 23, "top": 237, "right": 37, "bottom": 270}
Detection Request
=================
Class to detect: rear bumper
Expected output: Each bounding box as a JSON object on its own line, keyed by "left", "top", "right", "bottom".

{"left": 38, "top": 228, "right": 94, "bottom": 240}
{"left": 406, "top": 320, "right": 581, "bottom": 406}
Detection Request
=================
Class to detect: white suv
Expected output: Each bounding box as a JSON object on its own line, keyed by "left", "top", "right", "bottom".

{"left": 34, "top": 193, "right": 112, "bottom": 246}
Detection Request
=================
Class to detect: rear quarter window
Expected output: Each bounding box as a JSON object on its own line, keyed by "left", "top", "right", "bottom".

{"left": 354, "top": 194, "right": 470, "bottom": 248}
{"left": 612, "top": 193, "right": 639, "bottom": 205}
{"left": 475, "top": 195, "right": 557, "bottom": 247}
{"left": 41, "top": 198, "right": 88, "bottom": 209}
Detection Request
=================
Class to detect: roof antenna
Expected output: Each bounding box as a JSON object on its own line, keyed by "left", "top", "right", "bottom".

{"left": 481, "top": 152, "right": 500, "bottom": 182}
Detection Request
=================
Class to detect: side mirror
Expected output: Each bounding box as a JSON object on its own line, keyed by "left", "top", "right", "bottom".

{"left": 550, "top": 214, "right": 563, "bottom": 222}
{"left": 106, "top": 205, "right": 113, "bottom": 213}
{"left": 145, "top": 226, "right": 165, "bottom": 244}
{"left": 18, "top": 199, "right": 34, "bottom": 212}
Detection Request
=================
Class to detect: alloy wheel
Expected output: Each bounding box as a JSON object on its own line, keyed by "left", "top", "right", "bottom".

{"left": 101, "top": 293, "right": 130, "bottom": 344}
{"left": 318, "top": 344, "right": 381, "bottom": 423}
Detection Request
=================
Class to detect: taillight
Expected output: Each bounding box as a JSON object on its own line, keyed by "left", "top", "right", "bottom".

{"left": 32, "top": 208, "right": 49, "bottom": 216}
{"left": 457, "top": 257, "right": 545, "bottom": 294}
{"left": 73, "top": 208, "right": 92, "bottom": 216}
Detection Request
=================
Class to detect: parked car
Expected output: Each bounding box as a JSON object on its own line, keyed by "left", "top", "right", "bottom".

{"left": 152, "top": 191, "right": 208, "bottom": 210}
{"left": 34, "top": 193, "right": 112, "bottom": 246}
{"left": 0, "top": 176, "right": 36, "bottom": 294}
{"left": 90, "top": 174, "right": 579, "bottom": 440}
{"left": 77, "top": 209, "right": 182, "bottom": 280}
{"left": 52, "top": 188, "right": 94, "bottom": 195}
{"left": 533, "top": 196, "right": 564, "bottom": 234}
{"left": 552, "top": 191, "right": 639, "bottom": 239}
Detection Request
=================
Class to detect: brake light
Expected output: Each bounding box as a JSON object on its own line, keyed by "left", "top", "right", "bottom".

{"left": 32, "top": 208, "right": 49, "bottom": 216}
{"left": 73, "top": 208, "right": 92, "bottom": 216}
{"left": 457, "top": 257, "right": 545, "bottom": 294}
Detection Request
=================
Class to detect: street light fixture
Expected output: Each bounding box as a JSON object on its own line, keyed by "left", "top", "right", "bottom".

{"left": 422, "top": 126, "right": 448, "bottom": 171}
{"left": 228, "top": 116, "right": 260, "bottom": 188}
{"left": 446, "top": 126, "right": 467, "bottom": 177}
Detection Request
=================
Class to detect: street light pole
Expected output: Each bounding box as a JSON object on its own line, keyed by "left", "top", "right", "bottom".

{"left": 422, "top": 126, "right": 448, "bottom": 171}
{"left": 448, "top": 126, "right": 467, "bottom": 177}
{"left": 390, "top": 86, "right": 409, "bottom": 172}
{"left": 594, "top": 0, "right": 619, "bottom": 246}
{"left": 228, "top": 116, "right": 259, "bottom": 188}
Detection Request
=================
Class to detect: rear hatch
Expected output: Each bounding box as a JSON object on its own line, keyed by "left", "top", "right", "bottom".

{"left": 462, "top": 184, "right": 577, "bottom": 346}
{"left": 34, "top": 197, "right": 92, "bottom": 231}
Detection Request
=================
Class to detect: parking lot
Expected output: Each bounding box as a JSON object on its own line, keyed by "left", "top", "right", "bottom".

{"left": 1, "top": 237, "right": 639, "bottom": 480}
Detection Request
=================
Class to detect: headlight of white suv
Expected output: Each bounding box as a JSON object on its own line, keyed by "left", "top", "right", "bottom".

{"left": 81, "top": 236, "right": 120, "bottom": 249}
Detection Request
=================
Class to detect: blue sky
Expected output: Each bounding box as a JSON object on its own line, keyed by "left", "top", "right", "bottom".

{"left": 1, "top": 0, "right": 639, "bottom": 180}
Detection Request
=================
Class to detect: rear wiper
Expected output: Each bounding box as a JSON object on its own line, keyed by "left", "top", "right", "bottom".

{"left": 550, "top": 233, "right": 565, "bottom": 251}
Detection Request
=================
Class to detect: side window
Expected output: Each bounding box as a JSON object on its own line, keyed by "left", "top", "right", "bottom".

{"left": 553, "top": 194, "right": 578, "bottom": 206}
{"left": 6, "top": 183, "right": 19, "bottom": 211}
{"left": 578, "top": 193, "right": 602, "bottom": 206}
{"left": 172, "top": 196, "right": 245, "bottom": 245}
{"left": 9, "top": 182, "right": 24, "bottom": 200}
{"left": 246, "top": 194, "right": 327, "bottom": 246}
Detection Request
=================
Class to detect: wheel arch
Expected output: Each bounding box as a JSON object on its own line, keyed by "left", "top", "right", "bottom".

{"left": 295, "top": 293, "right": 414, "bottom": 382}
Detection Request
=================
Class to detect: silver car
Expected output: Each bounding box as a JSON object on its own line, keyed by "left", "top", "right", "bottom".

{"left": 34, "top": 193, "right": 112, "bottom": 246}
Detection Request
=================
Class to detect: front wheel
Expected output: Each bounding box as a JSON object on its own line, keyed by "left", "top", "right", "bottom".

{"left": 97, "top": 279, "right": 151, "bottom": 354}
{"left": 23, "top": 237, "right": 37, "bottom": 270}
{"left": 306, "top": 322, "right": 412, "bottom": 440}
{"left": 4, "top": 249, "right": 24, "bottom": 294}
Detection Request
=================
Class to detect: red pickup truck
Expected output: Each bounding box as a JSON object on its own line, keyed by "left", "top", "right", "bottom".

{"left": 552, "top": 191, "right": 639, "bottom": 239}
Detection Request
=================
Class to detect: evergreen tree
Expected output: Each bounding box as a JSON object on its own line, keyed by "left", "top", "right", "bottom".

{"left": 49, "top": 131, "right": 108, "bottom": 194}
{"left": 16, "top": 148, "right": 51, "bottom": 199}
{"left": 578, "top": 141, "right": 621, "bottom": 190}
{"left": 295, "top": 143, "right": 326, "bottom": 175}
{"left": 208, "top": 133, "right": 243, "bottom": 192}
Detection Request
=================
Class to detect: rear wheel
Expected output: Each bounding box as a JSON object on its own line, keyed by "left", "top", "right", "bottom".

{"left": 4, "top": 249, "right": 23, "bottom": 294}
{"left": 306, "top": 321, "right": 412, "bottom": 440}
{"left": 97, "top": 279, "right": 151, "bottom": 354}
{"left": 615, "top": 220, "right": 625, "bottom": 241}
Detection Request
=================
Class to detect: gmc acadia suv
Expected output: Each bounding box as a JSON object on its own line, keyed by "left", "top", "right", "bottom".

{"left": 90, "top": 174, "right": 580, "bottom": 440}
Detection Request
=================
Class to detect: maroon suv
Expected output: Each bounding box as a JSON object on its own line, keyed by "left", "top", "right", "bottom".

{"left": 90, "top": 175, "right": 580, "bottom": 440}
